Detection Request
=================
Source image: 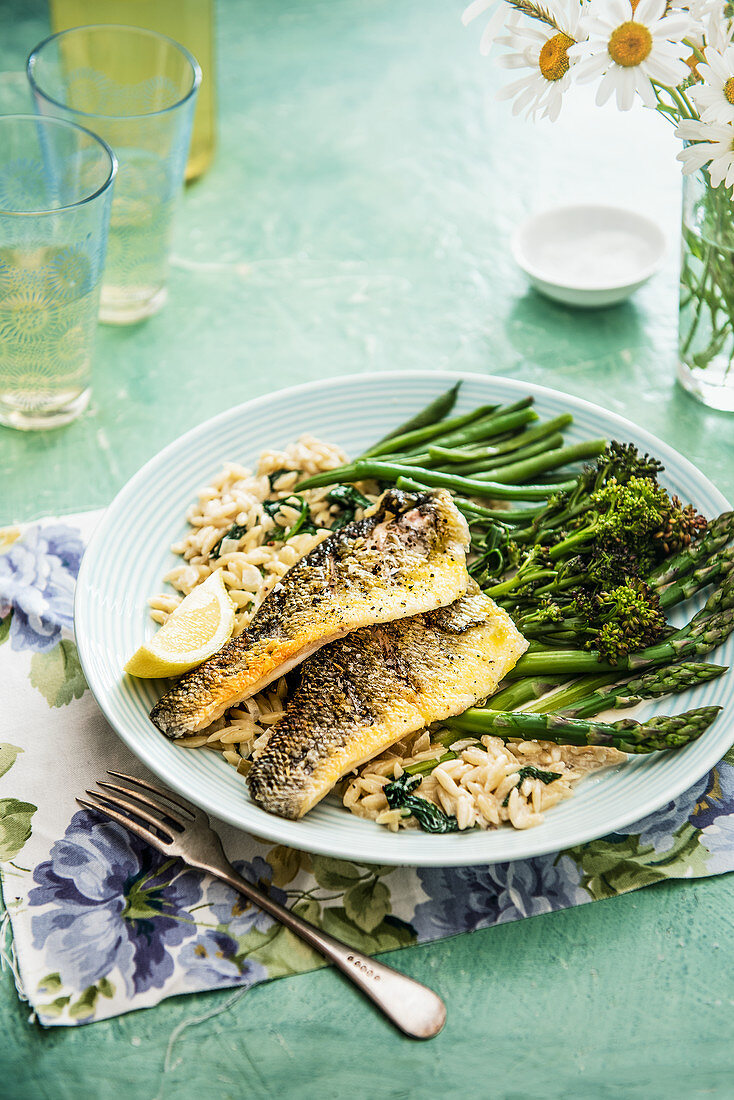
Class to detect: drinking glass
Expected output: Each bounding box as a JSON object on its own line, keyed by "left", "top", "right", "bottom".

{"left": 0, "top": 114, "right": 116, "bottom": 430}
{"left": 28, "top": 25, "right": 201, "bottom": 324}
{"left": 48, "top": 0, "right": 216, "bottom": 181}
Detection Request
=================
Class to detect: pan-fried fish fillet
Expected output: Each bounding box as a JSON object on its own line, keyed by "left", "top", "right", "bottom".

{"left": 151, "top": 488, "right": 470, "bottom": 737}
{"left": 247, "top": 586, "right": 529, "bottom": 819}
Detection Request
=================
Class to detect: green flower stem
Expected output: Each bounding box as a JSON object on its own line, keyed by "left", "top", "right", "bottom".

{"left": 681, "top": 240, "right": 713, "bottom": 358}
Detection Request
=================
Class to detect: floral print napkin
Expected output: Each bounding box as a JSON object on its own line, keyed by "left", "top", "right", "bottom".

{"left": 2, "top": 513, "right": 734, "bottom": 1027}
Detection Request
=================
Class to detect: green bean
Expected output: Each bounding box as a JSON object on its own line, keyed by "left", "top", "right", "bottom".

{"left": 404, "top": 408, "right": 539, "bottom": 466}
{"left": 363, "top": 382, "right": 461, "bottom": 455}
{"left": 298, "top": 459, "right": 576, "bottom": 499}
{"left": 394, "top": 476, "right": 543, "bottom": 522}
{"left": 471, "top": 439, "right": 607, "bottom": 485}
{"left": 432, "top": 413, "right": 574, "bottom": 464}
{"left": 430, "top": 432, "right": 565, "bottom": 476}
{"left": 362, "top": 402, "right": 498, "bottom": 458}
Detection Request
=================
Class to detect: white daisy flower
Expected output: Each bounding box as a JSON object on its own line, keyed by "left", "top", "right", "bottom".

{"left": 690, "top": 45, "right": 734, "bottom": 124}
{"left": 683, "top": 2, "right": 731, "bottom": 59}
{"left": 461, "top": 0, "right": 511, "bottom": 55}
{"left": 676, "top": 117, "right": 734, "bottom": 187}
{"left": 494, "top": 2, "right": 582, "bottom": 121}
{"left": 569, "top": 0, "right": 691, "bottom": 111}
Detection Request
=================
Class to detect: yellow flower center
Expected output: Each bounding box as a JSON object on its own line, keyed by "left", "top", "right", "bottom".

{"left": 608, "top": 21, "right": 653, "bottom": 68}
{"left": 725, "top": 77, "right": 734, "bottom": 104}
{"left": 538, "top": 32, "right": 575, "bottom": 82}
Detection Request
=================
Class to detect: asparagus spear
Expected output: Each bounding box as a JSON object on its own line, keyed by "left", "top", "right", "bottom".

{"left": 483, "top": 674, "right": 578, "bottom": 712}
{"left": 647, "top": 510, "right": 734, "bottom": 586}
{"left": 545, "top": 662, "right": 728, "bottom": 719}
{"left": 657, "top": 547, "right": 734, "bottom": 609}
{"left": 446, "top": 706, "right": 721, "bottom": 753}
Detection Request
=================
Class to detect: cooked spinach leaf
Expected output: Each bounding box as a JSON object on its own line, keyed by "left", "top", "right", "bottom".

{"left": 384, "top": 772, "right": 459, "bottom": 834}
{"left": 326, "top": 484, "right": 372, "bottom": 529}
{"left": 263, "top": 494, "right": 322, "bottom": 540}
{"left": 501, "top": 765, "right": 562, "bottom": 807}
{"left": 268, "top": 468, "right": 294, "bottom": 489}
{"left": 210, "top": 522, "right": 251, "bottom": 560}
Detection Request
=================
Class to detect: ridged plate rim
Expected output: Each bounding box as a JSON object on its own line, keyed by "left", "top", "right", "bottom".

{"left": 75, "top": 371, "right": 733, "bottom": 866}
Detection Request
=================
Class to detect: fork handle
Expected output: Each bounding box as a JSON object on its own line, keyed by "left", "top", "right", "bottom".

{"left": 206, "top": 861, "right": 446, "bottom": 1040}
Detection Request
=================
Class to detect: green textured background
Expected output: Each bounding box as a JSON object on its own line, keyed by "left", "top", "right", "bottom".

{"left": 2, "top": 1, "right": 734, "bottom": 1097}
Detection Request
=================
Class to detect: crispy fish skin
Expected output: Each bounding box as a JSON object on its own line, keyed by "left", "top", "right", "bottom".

{"left": 246, "top": 588, "right": 529, "bottom": 819}
{"left": 151, "top": 488, "right": 470, "bottom": 737}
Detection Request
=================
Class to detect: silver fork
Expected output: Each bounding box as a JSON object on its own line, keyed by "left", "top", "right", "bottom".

{"left": 77, "top": 771, "right": 446, "bottom": 1040}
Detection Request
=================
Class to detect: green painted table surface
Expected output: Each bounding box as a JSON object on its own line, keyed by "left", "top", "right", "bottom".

{"left": 3, "top": 1, "right": 734, "bottom": 1097}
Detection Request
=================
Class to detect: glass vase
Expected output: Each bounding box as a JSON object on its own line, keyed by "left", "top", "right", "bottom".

{"left": 678, "top": 167, "right": 734, "bottom": 411}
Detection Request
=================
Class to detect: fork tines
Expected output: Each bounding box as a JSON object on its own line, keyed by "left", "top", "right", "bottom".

{"left": 76, "top": 771, "right": 201, "bottom": 851}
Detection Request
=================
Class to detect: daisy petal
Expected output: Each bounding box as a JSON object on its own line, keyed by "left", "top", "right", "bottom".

{"left": 635, "top": 0, "right": 666, "bottom": 24}
{"left": 462, "top": 0, "right": 493, "bottom": 27}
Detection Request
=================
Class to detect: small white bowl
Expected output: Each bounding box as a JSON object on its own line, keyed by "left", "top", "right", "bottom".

{"left": 512, "top": 204, "right": 666, "bottom": 308}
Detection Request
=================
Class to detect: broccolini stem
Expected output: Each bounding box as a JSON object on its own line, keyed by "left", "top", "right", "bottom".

{"left": 504, "top": 604, "right": 734, "bottom": 680}
{"left": 657, "top": 548, "right": 734, "bottom": 610}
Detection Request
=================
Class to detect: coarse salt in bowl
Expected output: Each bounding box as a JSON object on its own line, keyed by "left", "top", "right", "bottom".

{"left": 512, "top": 204, "right": 666, "bottom": 308}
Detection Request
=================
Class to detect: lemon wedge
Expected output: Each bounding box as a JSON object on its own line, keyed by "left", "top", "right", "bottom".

{"left": 125, "top": 570, "right": 236, "bottom": 679}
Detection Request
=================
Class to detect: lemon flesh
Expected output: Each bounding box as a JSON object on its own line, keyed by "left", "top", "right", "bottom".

{"left": 125, "top": 570, "right": 236, "bottom": 678}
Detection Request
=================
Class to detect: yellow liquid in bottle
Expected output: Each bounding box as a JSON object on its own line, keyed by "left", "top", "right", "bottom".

{"left": 49, "top": 0, "right": 215, "bottom": 180}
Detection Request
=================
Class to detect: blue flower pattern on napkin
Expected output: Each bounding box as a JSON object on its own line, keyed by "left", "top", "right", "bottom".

{"left": 413, "top": 855, "right": 587, "bottom": 938}
{"left": 206, "top": 856, "right": 288, "bottom": 936}
{"left": 0, "top": 523, "right": 84, "bottom": 652}
{"left": 29, "top": 810, "right": 203, "bottom": 997}
{"left": 180, "top": 930, "right": 267, "bottom": 987}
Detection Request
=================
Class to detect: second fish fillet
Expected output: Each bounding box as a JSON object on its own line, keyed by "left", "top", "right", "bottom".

{"left": 247, "top": 586, "right": 529, "bottom": 819}
{"left": 150, "top": 488, "right": 470, "bottom": 737}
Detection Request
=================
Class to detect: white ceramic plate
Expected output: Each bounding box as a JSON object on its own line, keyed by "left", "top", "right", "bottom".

{"left": 512, "top": 204, "right": 666, "bottom": 308}
{"left": 75, "top": 372, "right": 733, "bottom": 866}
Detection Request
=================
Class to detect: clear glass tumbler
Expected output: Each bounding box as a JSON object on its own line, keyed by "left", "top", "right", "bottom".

{"left": 48, "top": 0, "right": 216, "bottom": 181}
{"left": 0, "top": 114, "right": 116, "bottom": 430}
{"left": 28, "top": 25, "right": 201, "bottom": 324}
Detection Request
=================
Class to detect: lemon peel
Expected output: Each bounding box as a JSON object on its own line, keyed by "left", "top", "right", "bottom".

{"left": 125, "top": 570, "right": 235, "bottom": 678}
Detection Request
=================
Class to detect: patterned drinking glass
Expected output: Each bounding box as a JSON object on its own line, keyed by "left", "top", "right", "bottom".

{"left": 0, "top": 114, "right": 116, "bottom": 430}
{"left": 28, "top": 25, "right": 200, "bottom": 324}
